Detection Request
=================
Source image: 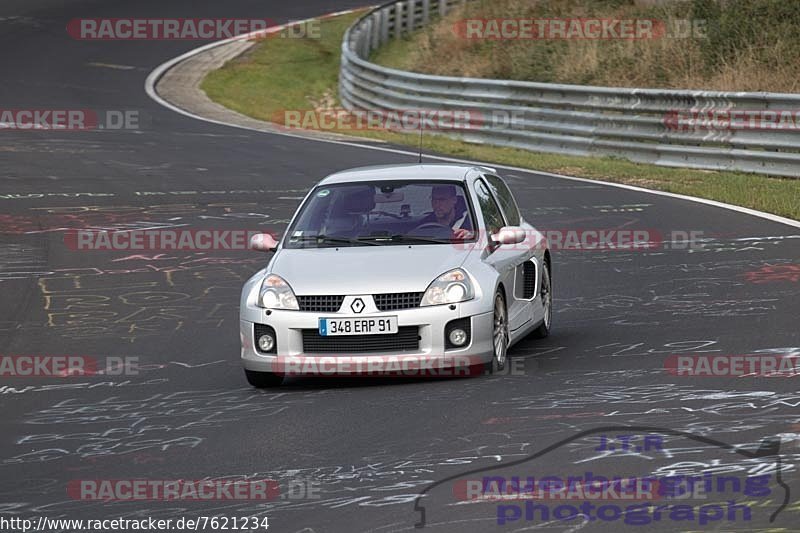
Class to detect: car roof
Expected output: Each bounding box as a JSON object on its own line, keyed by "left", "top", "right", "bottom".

{"left": 318, "top": 163, "right": 496, "bottom": 185}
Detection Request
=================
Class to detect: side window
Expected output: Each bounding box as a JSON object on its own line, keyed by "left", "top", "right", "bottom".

{"left": 474, "top": 179, "right": 506, "bottom": 235}
{"left": 485, "top": 174, "right": 521, "bottom": 226}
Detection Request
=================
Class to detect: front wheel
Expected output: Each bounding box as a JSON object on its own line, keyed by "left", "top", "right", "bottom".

{"left": 532, "top": 262, "right": 552, "bottom": 338}
{"left": 486, "top": 290, "right": 509, "bottom": 374}
{"left": 245, "top": 369, "right": 284, "bottom": 388}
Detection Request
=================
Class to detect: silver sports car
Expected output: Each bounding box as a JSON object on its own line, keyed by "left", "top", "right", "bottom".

{"left": 240, "top": 164, "right": 552, "bottom": 387}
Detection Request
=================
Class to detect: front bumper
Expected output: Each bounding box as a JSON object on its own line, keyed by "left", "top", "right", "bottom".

{"left": 240, "top": 300, "right": 494, "bottom": 375}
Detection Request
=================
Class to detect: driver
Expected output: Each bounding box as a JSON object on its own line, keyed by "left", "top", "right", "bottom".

{"left": 420, "top": 185, "right": 472, "bottom": 238}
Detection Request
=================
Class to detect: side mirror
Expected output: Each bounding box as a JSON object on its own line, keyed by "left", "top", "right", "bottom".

{"left": 250, "top": 233, "right": 279, "bottom": 252}
{"left": 491, "top": 226, "right": 526, "bottom": 245}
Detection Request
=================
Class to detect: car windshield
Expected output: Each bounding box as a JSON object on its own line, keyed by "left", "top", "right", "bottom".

{"left": 284, "top": 180, "right": 476, "bottom": 248}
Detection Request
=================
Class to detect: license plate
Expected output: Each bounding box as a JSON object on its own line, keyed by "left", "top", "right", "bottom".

{"left": 319, "top": 316, "right": 398, "bottom": 336}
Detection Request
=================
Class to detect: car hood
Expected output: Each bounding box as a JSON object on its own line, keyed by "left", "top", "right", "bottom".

{"left": 270, "top": 245, "right": 471, "bottom": 295}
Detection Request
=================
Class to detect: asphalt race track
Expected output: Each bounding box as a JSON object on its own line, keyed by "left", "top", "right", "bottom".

{"left": 1, "top": 1, "right": 799, "bottom": 532}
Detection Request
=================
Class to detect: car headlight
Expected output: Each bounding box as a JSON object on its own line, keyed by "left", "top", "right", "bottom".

{"left": 258, "top": 274, "right": 299, "bottom": 310}
{"left": 421, "top": 268, "right": 474, "bottom": 306}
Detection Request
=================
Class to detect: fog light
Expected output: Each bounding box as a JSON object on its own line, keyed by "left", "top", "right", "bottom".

{"left": 258, "top": 334, "right": 275, "bottom": 352}
{"left": 448, "top": 328, "right": 468, "bottom": 347}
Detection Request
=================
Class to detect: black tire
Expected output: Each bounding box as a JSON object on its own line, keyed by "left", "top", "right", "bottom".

{"left": 485, "top": 289, "right": 509, "bottom": 374}
{"left": 244, "top": 369, "right": 284, "bottom": 388}
{"left": 532, "top": 261, "right": 552, "bottom": 339}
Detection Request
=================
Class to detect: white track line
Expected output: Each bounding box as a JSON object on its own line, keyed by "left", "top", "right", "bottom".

{"left": 144, "top": 9, "right": 800, "bottom": 230}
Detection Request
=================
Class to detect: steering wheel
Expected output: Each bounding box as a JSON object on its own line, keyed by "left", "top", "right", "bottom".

{"left": 411, "top": 222, "right": 451, "bottom": 232}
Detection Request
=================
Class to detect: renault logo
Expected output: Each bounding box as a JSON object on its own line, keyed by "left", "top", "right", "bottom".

{"left": 350, "top": 298, "right": 365, "bottom": 313}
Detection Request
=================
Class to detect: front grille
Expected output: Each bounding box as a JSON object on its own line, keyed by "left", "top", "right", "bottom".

{"left": 373, "top": 292, "right": 424, "bottom": 311}
{"left": 523, "top": 261, "right": 537, "bottom": 299}
{"left": 302, "top": 327, "right": 420, "bottom": 353}
{"left": 297, "top": 295, "right": 344, "bottom": 312}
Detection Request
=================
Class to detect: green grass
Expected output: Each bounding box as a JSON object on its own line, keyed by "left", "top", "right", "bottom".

{"left": 202, "top": 11, "right": 800, "bottom": 221}
{"left": 202, "top": 12, "right": 361, "bottom": 122}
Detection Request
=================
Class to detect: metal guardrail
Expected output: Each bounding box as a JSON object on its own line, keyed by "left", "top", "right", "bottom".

{"left": 340, "top": 0, "right": 800, "bottom": 177}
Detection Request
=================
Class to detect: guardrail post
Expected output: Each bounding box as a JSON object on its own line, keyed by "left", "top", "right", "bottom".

{"left": 396, "top": 1, "right": 409, "bottom": 38}
{"left": 380, "top": 6, "right": 389, "bottom": 44}
{"left": 438, "top": 0, "right": 447, "bottom": 17}
{"left": 361, "top": 19, "right": 372, "bottom": 57}
{"left": 371, "top": 12, "right": 381, "bottom": 51}
{"left": 422, "top": 0, "right": 430, "bottom": 26}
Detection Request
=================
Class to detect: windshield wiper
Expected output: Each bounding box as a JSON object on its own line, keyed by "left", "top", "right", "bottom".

{"left": 359, "top": 234, "right": 453, "bottom": 245}
{"left": 289, "top": 235, "right": 381, "bottom": 246}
